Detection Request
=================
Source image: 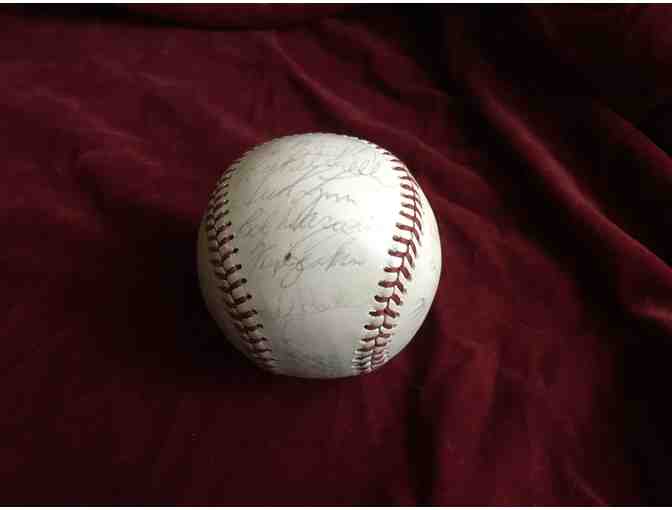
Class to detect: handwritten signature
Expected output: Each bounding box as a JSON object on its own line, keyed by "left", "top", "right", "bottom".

{"left": 247, "top": 233, "right": 364, "bottom": 288}
{"left": 232, "top": 141, "right": 391, "bottom": 287}
{"left": 242, "top": 143, "right": 386, "bottom": 207}
{"left": 237, "top": 190, "right": 375, "bottom": 240}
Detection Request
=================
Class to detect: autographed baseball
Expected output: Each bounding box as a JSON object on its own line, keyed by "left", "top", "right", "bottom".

{"left": 197, "top": 133, "right": 441, "bottom": 378}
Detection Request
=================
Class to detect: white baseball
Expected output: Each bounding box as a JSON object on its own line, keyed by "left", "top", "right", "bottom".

{"left": 197, "top": 133, "right": 442, "bottom": 378}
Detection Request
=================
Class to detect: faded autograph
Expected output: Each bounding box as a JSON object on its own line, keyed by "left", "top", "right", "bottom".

{"left": 233, "top": 141, "right": 393, "bottom": 288}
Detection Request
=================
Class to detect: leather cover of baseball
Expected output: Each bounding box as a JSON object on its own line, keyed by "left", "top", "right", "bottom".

{"left": 197, "top": 133, "right": 442, "bottom": 378}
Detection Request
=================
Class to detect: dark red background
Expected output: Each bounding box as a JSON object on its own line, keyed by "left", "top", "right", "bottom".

{"left": 2, "top": 4, "right": 671, "bottom": 505}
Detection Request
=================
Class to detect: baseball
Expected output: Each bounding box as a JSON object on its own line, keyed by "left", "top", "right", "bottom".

{"left": 197, "top": 133, "right": 442, "bottom": 378}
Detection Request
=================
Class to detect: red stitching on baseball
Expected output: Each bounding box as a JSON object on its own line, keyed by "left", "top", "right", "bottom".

{"left": 205, "top": 168, "right": 277, "bottom": 372}
{"left": 229, "top": 309, "right": 258, "bottom": 321}
{"left": 375, "top": 293, "right": 403, "bottom": 305}
{"left": 392, "top": 236, "right": 417, "bottom": 256}
{"left": 229, "top": 293, "right": 251, "bottom": 306}
{"left": 384, "top": 265, "right": 412, "bottom": 280}
{"left": 389, "top": 249, "right": 415, "bottom": 269}
{"left": 369, "top": 307, "right": 399, "bottom": 318}
{"left": 400, "top": 183, "right": 419, "bottom": 195}
{"left": 401, "top": 203, "right": 422, "bottom": 216}
{"left": 399, "top": 210, "right": 423, "bottom": 229}
{"left": 401, "top": 193, "right": 422, "bottom": 206}
{"left": 378, "top": 279, "right": 406, "bottom": 292}
{"left": 395, "top": 223, "right": 422, "bottom": 244}
{"left": 213, "top": 210, "right": 229, "bottom": 221}
{"left": 353, "top": 151, "right": 424, "bottom": 374}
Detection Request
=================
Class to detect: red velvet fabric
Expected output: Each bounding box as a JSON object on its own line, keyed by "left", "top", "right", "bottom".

{"left": 2, "top": 4, "right": 670, "bottom": 505}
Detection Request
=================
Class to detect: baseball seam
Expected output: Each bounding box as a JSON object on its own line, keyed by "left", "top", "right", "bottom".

{"left": 206, "top": 134, "right": 425, "bottom": 377}
{"left": 204, "top": 156, "right": 278, "bottom": 372}
{"left": 352, "top": 145, "right": 424, "bottom": 374}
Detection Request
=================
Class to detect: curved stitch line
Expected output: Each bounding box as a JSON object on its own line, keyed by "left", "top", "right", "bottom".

{"left": 207, "top": 134, "right": 425, "bottom": 376}
{"left": 205, "top": 160, "right": 278, "bottom": 372}
{"left": 352, "top": 142, "right": 424, "bottom": 374}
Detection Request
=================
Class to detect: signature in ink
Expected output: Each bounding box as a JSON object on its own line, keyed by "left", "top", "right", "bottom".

{"left": 248, "top": 233, "right": 364, "bottom": 288}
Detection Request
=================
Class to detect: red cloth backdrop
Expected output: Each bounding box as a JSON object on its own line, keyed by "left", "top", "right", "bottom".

{"left": 2, "top": 4, "right": 670, "bottom": 505}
